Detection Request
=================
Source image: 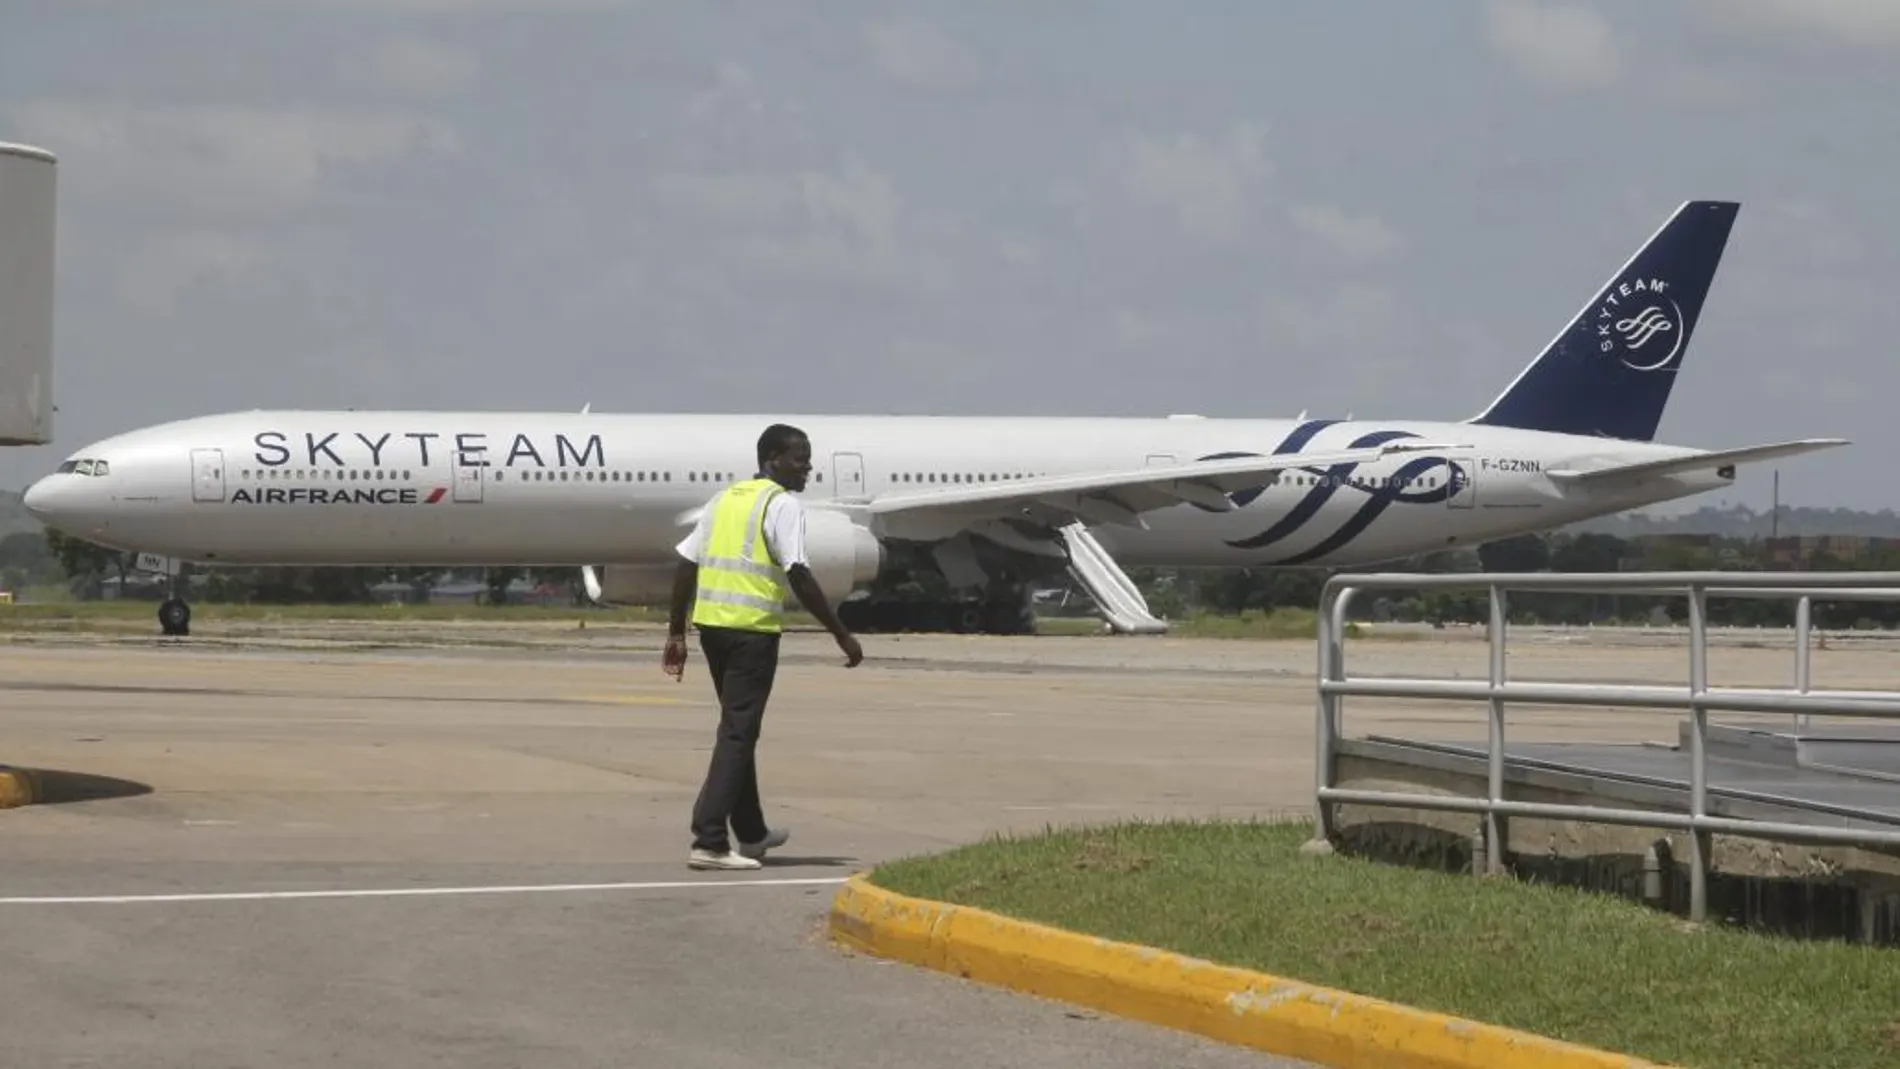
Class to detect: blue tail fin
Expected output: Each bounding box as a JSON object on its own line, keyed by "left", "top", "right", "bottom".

{"left": 1468, "top": 199, "right": 1739, "bottom": 441}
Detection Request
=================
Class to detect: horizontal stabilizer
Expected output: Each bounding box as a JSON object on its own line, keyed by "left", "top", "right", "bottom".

{"left": 1545, "top": 438, "right": 1848, "bottom": 485}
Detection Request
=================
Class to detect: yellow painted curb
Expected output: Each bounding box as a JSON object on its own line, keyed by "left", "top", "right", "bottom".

{"left": 0, "top": 766, "right": 37, "bottom": 808}
{"left": 827, "top": 874, "right": 1674, "bottom": 1069}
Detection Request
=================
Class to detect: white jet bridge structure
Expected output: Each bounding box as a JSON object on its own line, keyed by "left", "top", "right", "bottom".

{"left": 0, "top": 141, "right": 56, "bottom": 448}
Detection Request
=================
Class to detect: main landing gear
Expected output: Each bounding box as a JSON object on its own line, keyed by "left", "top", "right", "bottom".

{"left": 836, "top": 582, "right": 1038, "bottom": 635}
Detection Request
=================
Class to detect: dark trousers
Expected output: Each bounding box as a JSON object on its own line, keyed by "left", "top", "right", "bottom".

{"left": 689, "top": 625, "right": 780, "bottom": 852}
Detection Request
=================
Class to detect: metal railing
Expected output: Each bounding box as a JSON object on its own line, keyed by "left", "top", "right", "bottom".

{"left": 1310, "top": 570, "right": 1900, "bottom": 923}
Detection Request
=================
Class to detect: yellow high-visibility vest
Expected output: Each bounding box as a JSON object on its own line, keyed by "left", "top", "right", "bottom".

{"left": 691, "top": 477, "right": 789, "bottom": 632}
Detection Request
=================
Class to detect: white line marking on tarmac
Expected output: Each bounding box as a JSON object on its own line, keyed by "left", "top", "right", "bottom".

{"left": 0, "top": 876, "right": 849, "bottom": 905}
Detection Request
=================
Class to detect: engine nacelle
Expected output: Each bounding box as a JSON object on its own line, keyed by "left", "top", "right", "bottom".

{"left": 801, "top": 507, "right": 884, "bottom": 605}
{"left": 587, "top": 563, "right": 682, "bottom": 606}
{"left": 584, "top": 509, "right": 881, "bottom": 610}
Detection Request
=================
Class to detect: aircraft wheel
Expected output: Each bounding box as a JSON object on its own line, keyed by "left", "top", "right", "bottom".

{"left": 158, "top": 598, "right": 191, "bottom": 637}
{"left": 983, "top": 600, "right": 1025, "bottom": 635}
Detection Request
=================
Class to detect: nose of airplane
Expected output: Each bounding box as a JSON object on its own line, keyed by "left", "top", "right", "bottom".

{"left": 22, "top": 473, "right": 88, "bottom": 526}
{"left": 22, "top": 476, "right": 52, "bottom": 520}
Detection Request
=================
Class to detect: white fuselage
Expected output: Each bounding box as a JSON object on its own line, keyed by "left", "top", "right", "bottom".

{"left": 25, "top": 408, "right": 1728, "bottom": 572}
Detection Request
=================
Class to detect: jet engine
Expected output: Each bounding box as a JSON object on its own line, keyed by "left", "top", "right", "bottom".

{"left": 583, "top": 563, "right": 681, "bottom": 606}
{"left": 801, "top": 507, "right": 884, "bottom": 605}
{"left": 581, "top": 508, "right": 882, "bottom": 611}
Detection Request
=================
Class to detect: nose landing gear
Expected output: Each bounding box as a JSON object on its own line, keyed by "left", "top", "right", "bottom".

{"left": 158, "top": 596, "right": 191, "bottom": 637}
{"left": 152, "top": 560, "right": 192, "bottom": 637}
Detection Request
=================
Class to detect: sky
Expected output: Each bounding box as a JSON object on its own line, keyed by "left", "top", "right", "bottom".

{"left": 2, "top": 0, "right": 1898, "bottom": 513}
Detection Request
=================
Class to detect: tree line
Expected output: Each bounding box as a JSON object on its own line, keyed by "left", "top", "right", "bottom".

{"left": 1129, "top": 531, "right": 1900, "bottom": 630}
{"left": 8, "top": 524, "right": 1900, "bottom": 628}
{"left": 1, "top": 528, "right": 586, "bottom": 606}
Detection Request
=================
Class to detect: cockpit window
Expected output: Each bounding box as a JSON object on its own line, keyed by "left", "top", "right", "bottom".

{"left": 56, "top": 460, "right": 77, "bottom": 474}
{"left": 75, "top": 460, "right": 94, "bottom": 475}
{"left": 92, "top": 460, "right": 110, "bottom": 475}
{"left": 53, "top": 457, "right": 109, "bottom": 476}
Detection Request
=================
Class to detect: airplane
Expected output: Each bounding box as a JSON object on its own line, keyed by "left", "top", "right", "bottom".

{"left": 18, "top": 199, "right": 1846, "bottom": 638}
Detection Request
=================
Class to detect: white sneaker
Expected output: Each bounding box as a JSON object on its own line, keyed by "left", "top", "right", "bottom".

{"left": 688, "top": 848, "right": 761, "bottom": 871}
{"left": 737, "top": 827, "right": 789, "bottom": 860}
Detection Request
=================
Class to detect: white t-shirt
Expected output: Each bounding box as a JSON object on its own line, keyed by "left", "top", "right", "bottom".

{"left": 674, "top": 483, "right": 809, "bottom": 570}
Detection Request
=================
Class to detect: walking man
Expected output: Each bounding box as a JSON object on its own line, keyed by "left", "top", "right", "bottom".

{"left": 664, "top": 422, "right": 864, "bottom": 870}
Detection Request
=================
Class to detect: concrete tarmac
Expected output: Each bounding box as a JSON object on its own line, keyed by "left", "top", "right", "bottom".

{"left": 0, "top": 622, "right": 1881, "bottom": 1067}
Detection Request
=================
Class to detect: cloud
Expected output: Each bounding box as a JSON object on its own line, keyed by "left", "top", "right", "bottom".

{"left": 798, "top": 156, "right": 901, "bottom": 252}
{"left": 1693, "top": 0, "right": 1900, "bottom": 49}
{"left": 863, "top": 17, "right": 980, "bottom": 89}
{"left": 1481, "top": 0, "right": 1620, "bottom": 91}
{"left": 1115, "top": 121, "right": 1272, "bottom": 243}
{"left": 1286, "top": 202, "right": 1406, "bottom": 266}
{"left": 1, "top": 96, "right": 461, "bottom": 316}
{"left": 647, "top": 154, "right": 956, "bottom": 299}
{"left": 337, "top": 37, "right": 481, "bottom": 98}
{"left": 649, "top": 171, "right": 795, "bottom": 225}
{"left": 1254, "top": 283, "right": 1411, "bottom": 381}
{"left": 6, "top": 98, "right": 461, "bottom": 224}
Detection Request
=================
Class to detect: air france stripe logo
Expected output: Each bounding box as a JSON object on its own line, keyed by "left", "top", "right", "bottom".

{"left": 228, "top": 486, "right": 449, "bottom": 506}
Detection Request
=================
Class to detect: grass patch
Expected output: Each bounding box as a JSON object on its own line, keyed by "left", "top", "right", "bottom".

{"left": 869, "top": 818, "right": 1900, "bottom": 1069}
{"left": 1170, "top": 607, "right": 1336, "bottom": 640}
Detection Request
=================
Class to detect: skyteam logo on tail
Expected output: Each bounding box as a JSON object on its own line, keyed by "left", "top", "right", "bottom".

{"left": 1596, "top": 276, "right": 1683, "bottom": 372}
{"left": 1470, "top": 199, "right": 1736, "bottom": 442}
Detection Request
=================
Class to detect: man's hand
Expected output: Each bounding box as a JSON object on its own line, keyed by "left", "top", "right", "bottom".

{"left": 662, "top": 633, "right": 688, "bottom": 680}
{"left": 836, "top": 631, "right": 863, "bottom": 668}
{"left": 787, "top": 564, "right": 863, "bottom": 669}
{"left": 665, "top": 560, "right": 697, "bottom": 680}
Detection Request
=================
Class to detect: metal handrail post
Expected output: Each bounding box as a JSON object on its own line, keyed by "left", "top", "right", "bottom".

{"left": 1486, "top": 583, "right": 1507, "bottom": 876}
{"left": 1687, "top": 583, "right": 1711, "bottom": 923}
{"left": 1795, "top": 595, "right": 1813, "bottom": 729}
{"left": 1311, "top": 584, "right": 1339, "bottom": 842}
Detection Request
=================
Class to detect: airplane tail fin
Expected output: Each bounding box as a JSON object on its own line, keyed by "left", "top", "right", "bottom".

{"left": 0, "top": 142, "right": 58, "bottom": 446}
{"left": 1467, "top": 199, "right": 1739, "bottom": 442}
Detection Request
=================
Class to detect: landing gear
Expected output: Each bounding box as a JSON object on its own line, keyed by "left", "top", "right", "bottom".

{"left": 158, "top": 597, "right": 191, "bottom": 637}
{"left": 837, "top": 582, "right": 1038, "bottom": 635}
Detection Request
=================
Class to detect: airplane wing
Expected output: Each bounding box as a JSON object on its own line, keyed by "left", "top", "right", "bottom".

{"left": 1544, "top": 438, "right": 1849, "bottom": 486}
{"left": 857, "top": 440, "right": 1466, "bottom": 529}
